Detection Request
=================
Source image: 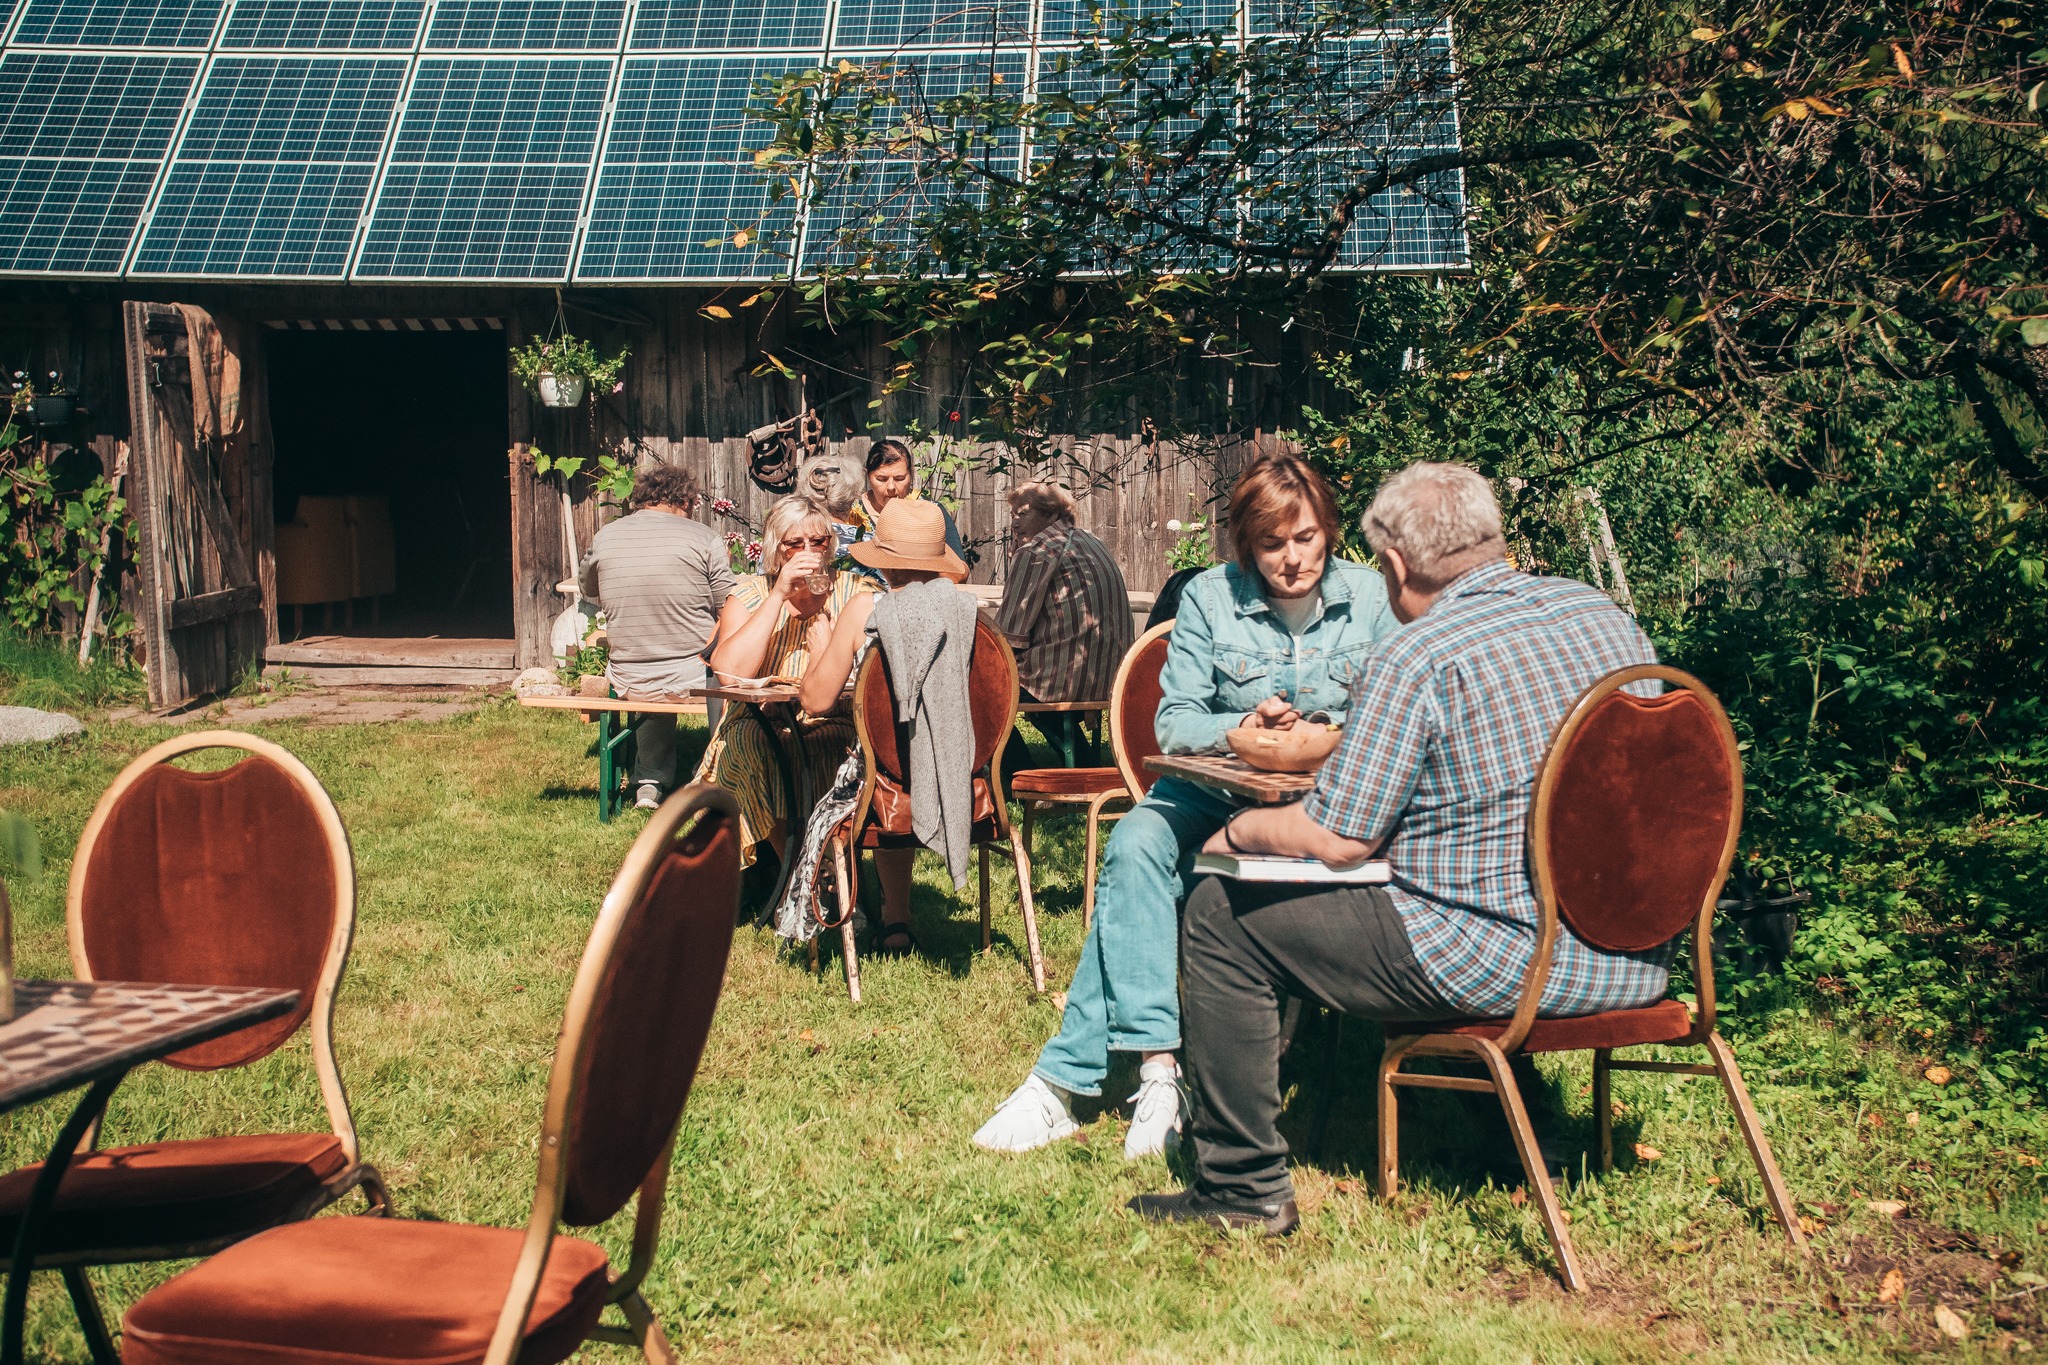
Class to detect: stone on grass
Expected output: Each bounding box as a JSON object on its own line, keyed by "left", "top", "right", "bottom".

{"left": 512, "top": 667, "right": 567, "bottom": 698}
{"left": 0, "top": 706, "right": 84, "bottom": 745}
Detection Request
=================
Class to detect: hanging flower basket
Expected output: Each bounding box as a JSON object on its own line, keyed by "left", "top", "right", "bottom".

{"left": 535, "top": 372, "right": 585, "bottom": 408}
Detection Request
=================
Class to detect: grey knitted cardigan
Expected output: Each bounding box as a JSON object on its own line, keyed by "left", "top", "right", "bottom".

{"left": 868, "top": 580, "right": 979, "bottom": 888}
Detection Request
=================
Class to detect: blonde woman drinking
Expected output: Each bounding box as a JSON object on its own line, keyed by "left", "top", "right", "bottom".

{"left": 695, "top": 494, "right": 877, "bottom": 868}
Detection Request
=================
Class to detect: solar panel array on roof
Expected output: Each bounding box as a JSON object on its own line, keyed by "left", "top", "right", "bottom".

{"left": 0, "top": 0, "right": 1466, "bottom": 279}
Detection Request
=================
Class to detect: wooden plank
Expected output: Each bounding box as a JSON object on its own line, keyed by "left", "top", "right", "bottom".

{"left": 122, "top": 300, "right": 176, "bottom": 708}
{"left": 261, "top": 665, "right": 518, "bottom": 686}
{"left": 265, "top": 636, "right": 517, "bottom": 668}
{"left": 168, "top": 584, "right": 261, "bottom": 629}
{"left": 519, "top": 694, "right": 706, "bottom": 714}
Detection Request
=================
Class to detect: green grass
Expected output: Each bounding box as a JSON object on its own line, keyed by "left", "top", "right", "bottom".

{"left": 0, "top": 634, "right": 142, "bottom": 714}
{"left": 0, "top": 701, "right": 2042, "bottom": 1362}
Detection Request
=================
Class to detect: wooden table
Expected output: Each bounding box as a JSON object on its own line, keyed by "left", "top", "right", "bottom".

{"left": 0, "top": 980, "right": 300, "bottom": 1365}
{"left": 1017, "top": 699, "right": 1107, "bottom": 768}
{"left": 518, "top": 692, "right": 706, "bottom": 824}
{"left": 1144, "top": 752, "right": 1319, "bottom": 804}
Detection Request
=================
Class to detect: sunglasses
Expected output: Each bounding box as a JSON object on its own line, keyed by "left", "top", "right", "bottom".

{"left": 779, "top": 535, "right": 835, "bottom": 552}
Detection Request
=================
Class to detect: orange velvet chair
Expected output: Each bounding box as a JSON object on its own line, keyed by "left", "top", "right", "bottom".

{"left": 818, "top": 618, "right": 1044, "bottom": 1002}
{"left": 1008, "top": 621, "right": 1173, "bottom": 928}
{"left": 1375, "top": 665, "right": 1804, "bottom": 1290}
{"left": 117, "top": 783, "right": 743, "bottom": 1365}
{"left": 0, "top": 732, "right": 388, "bottom": 1361}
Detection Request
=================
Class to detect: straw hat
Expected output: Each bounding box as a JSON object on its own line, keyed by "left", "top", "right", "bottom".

{"left": 849, "top": 498, "right": 968, "bottom": 580}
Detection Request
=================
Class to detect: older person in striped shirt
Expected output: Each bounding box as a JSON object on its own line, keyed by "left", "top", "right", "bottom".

{"left": 1129, "top": 462, "right": 1666, "bottom": 1237}
{"left": 994, "top": 482, "right": 1133, "bottom": 775}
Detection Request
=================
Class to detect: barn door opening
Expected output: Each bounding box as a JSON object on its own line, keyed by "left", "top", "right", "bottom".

{"left": 121, "top": 301, "right": 270, "bottom": 710}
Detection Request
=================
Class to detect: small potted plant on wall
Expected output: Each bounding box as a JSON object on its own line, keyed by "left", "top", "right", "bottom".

{"left": 11, "top": 371, "right": 73, "bottom": 427}
{"left": 512, "top": 333, "right": 629, "bottom": 410}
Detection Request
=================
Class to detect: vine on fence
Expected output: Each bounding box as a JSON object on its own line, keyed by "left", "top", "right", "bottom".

{"left": 0, "top": 383, "right": 129, "bottom": 642}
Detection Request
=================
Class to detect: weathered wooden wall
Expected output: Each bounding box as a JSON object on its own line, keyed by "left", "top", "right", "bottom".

{"left": 2, "top": 281, "right": 1328, "bottom": 672}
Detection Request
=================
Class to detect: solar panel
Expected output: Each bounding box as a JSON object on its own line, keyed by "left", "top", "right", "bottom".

{"left": 9, "top": 0, "right": 223, "bottom": 47}
{"left": 356, "top": 57, "right": 610, "bottom": 278}
{"left": 133, "top": 57, "right": 404, "bottom": 275}
{"left": 221, "top": 0, "right": 425, "bottom": 50}
{"left": 423, "top": 0, "right": 625, "bottom": 50}
{"left": 577, "top": 55, "right": 805, "bottom": 279}
{"left": 1040, "top": 0, "right": 1238, "bottom": 43}
{"left": 0, "top": 52, "right": 197, "bottom": 274}
{"left": 828, "top": 0, "right": 1029, "bottom": 50}
{"left": 628, "top": 0, "right": 827, "bottom": 52}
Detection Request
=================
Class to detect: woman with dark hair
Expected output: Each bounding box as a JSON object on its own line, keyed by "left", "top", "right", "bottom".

{"left": 973, "top": 453, "right": 1402, "bottom": 1159}
{"left": 850, "top": 437, "right": 965, "bottom": 560}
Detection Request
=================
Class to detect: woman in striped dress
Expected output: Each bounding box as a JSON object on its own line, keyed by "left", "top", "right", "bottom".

{"left": 696, "top": 494, "right": 877, "bottom": 867}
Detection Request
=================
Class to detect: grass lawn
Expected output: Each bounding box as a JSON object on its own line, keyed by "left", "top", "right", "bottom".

{"left": 0, "top": 696, "right": 2042, "bottom": 1361}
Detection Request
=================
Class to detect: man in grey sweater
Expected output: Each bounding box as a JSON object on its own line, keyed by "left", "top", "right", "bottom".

{"left": 578, "top": 463, "right": 733, "bottom": 808}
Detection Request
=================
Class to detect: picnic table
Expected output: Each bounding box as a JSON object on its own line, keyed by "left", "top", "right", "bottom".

{"left": 0, "top": 980, "right": 300, "bottom": 1365}
{"left": 1144, "top": 752, "right": 1318, "bottom": 804}
{"left": 517, "top": 691, "right": 705, "bottom": 824}
{"left": 1018, "top": 698, "right": 1107, "bottom": 768}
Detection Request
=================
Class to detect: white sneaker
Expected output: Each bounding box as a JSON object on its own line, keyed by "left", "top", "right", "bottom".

{"left": 972, "top": 1074, "right": 1080, "bottom": 1152}
{"left": 1124, "top": 1059, "right": 1186, "bottom": 1160}
{"left": 634, "top": 783, "right": 662, "bottom": 810}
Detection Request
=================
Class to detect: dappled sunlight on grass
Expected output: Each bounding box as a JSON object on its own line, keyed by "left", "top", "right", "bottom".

{"left": 0, "top": 706, "right": 2039, "bottom": 1360}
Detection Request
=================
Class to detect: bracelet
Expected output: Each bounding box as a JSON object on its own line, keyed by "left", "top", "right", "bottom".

{"left": 1221, "top": 813, "right": 1250, "bottom": 854}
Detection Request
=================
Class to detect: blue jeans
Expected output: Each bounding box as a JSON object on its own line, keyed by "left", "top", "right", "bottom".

{"left": 1033, "top": 777, "right": 1243, "bottom": 1097}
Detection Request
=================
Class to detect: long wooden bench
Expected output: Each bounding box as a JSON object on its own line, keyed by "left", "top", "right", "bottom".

{"left": 518, "top": 683, "right": 707, "bottom": 823}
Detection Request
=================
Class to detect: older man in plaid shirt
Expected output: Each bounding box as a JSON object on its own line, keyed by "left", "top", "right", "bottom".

{"left": 1130, "top": 462, "right": 1668, "bottom": 1237}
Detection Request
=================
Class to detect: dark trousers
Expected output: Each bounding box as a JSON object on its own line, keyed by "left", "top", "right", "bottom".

{"left": 1182, "top": 876, "right": 1458, "bottom": 1204}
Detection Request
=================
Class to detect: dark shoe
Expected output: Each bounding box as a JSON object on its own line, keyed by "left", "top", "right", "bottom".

{"left": 1127, "top": 1187, "right": 1299, "bottom": 1236}
{"left": 871, "top": 918, "right": 917, "bottom": 957}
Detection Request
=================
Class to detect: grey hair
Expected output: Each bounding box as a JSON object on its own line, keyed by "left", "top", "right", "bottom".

{"left": 1361, "top": 462, "right": 1506, "bottom": 585}
{"left": 1007, "top": 480, "right": 1076, "bottom": 522}
{"left": 760, "top": 494, "right": 833, "bottom": 578}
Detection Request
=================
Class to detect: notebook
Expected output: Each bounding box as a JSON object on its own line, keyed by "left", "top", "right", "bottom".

{"left": 1192, "top": 853, "right": 1393, "bottom": 885}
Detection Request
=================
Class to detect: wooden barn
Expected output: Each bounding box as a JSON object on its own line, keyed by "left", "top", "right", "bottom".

{"left": 0, "top": 0, "right": 1464, "bottom": 709}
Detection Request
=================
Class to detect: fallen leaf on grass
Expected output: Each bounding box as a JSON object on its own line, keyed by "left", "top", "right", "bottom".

{"left": 1934, "top": 1304, "right": 1969, "bottom": 1341}
{"left": 1799, "top": 1215, "right": 1827, "bottom": 1236}
{"left": 798, "top": 1029, "right": 814, "bottom": 1042}
{"left": 1634, "top": 1143, "right": 1664, "bottom": 1162}
{"left": 1924, "top": 1065, "right": 1953, "bottom": 1086}
{"left": 2017, "top": 1153, "right": 2042, "bottom": 1168}
{"left": 1052, "top": 991, "right": 1068, "bottom": 1011}
{"left": 1878, "top": 1268, "right": 1905, "bottom": 1305}
{"left": 1510, "top": 1188, "right": 1528, "bottom": 1208}
{"left": 1706, "top": 1176, "right": 1721, "bottom": 1186}
{"left": 1333, "top": 1179, "right": 1360, "bottom": 1195}
{"left": 1867, "top": 1199, "right": 1908, "bottom": 1217}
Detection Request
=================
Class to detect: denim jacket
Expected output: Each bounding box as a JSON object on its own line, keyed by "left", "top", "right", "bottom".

{"left": 1155, "top": 558, "right": 1401, "bottom": 754}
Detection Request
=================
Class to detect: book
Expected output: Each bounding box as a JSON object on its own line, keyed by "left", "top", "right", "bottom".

{"left": 1193, "top": 853, "right": 1393, "bottom": 884}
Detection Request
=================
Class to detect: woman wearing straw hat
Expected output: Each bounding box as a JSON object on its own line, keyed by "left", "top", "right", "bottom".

{"left": 800, "top": 497, "right": 971, "bottom": 955}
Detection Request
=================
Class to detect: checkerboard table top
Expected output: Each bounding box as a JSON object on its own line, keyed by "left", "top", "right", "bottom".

{"left": 1144, "top": 753, "right": 1318, "bottom": 805}
{"left": 0, "top": 981, "right": 299, "bottom": 1112}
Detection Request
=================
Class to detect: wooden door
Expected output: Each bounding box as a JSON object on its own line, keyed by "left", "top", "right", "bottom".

{"left": 122, "top": 301, "right": 270, "bottom": 709}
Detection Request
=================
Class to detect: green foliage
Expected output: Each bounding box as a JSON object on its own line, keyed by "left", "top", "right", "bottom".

{"left": 527, "top": 446, "right": 636, "bottom": 505}
{"left": 0, "top": 394, "right": 129, "bottom": 639}
{"left": 508, "top": 332, "right": 628, "bottom": 394}
{"left": 0, "top": 630, "right": 142, "bottom": 712}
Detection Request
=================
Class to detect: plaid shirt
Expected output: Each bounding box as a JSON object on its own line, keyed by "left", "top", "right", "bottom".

{"left": 1302, "top": 560, "right": 1673, "bottom": 1017}
{"left": 996, "top": 521, "right": 1133, "bottom": 703}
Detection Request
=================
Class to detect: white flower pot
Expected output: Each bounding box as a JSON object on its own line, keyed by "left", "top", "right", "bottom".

{"left": 537, "top": 372, "right": 585, "bottom": 408}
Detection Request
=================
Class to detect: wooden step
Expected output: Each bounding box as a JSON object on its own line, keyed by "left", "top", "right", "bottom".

{"left": 263, "top": 664, "right": 518, "bottom": 687}
{"left": 266, "top": 636, "right": 517, "bottom": 669}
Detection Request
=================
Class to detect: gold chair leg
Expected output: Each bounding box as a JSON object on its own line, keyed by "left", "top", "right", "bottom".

{"left": 1474, "top": 1040, "right": 1585, "bottom": 1291}
{"left": 1080, "top": 791, "right": 1116, "bottom": 931}
{"left": 1592, "top": 1048, "right": 1613, "bottom": 1174}
{"left": 1021, "top": 800, "right": 1034, "bottom": 864}
{"left": 618, "top": 1289, "right": 678, "bottom": 1364}
{"left": 832, "top": 840, "right": 861, "bottom": 1005}
{"left": 1007, "top": 822, "right": 1047, "bottom": 993}
{"left": 979, "top": 845, "right": 992, "bottom": 951}
{"left": 1705, "top": 1031, "right": 1805, "bottom": 1250}
{"left": 1376, "top": 1041, "right": 1409, "bottom": 1200}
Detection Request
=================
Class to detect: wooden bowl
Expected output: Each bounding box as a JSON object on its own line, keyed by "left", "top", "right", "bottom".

{"left": 1225, "top": 724, "right": 1342, "bottom": 773}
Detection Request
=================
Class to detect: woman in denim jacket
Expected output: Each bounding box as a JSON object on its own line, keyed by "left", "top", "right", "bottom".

{"left": 975, "top": 454, "right": 1401, "bottom": 1158}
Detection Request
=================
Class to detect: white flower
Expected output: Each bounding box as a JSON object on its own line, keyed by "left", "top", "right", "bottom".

{"left": 1166, "top": 519, "right": 1183, "bottom": 532}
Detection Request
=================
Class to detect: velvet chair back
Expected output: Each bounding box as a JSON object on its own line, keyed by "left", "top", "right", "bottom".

{"left": 855, "top": 616, "right": 1018, "bottom": 790}
{"left": 556, "top": 795, "right": 739, "bottom": 1227}
{"left": 1532, "top": 668, "right": 1741, "bottom": 955}
{"left": 68, "top": 732, "right": 352, "bottom": 1071}
{"left": 1111, "top": 622, "right": 1173, "bottom": 798}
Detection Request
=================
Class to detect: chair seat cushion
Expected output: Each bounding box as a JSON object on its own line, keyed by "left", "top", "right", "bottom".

{"left": 1010, "top": 768, "right": 1125, "bottom": 798}
{"left": 121, "top": 1216, "right": 613, "bottom": 1365}
{"left": 0, "top": 1133, "right": 349, "bottom": 1256}
{"left": 1396, "top": 999, "right": 1694, "bottom": 1053}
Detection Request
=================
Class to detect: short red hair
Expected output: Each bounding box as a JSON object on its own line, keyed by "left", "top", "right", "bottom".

{"left": 1227, "top": 453, "right": 1341, "bottom": 571}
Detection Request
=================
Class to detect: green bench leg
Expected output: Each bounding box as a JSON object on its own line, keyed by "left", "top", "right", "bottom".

{"left": 595, "top": 711, "right": 641, "bottom": 824}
